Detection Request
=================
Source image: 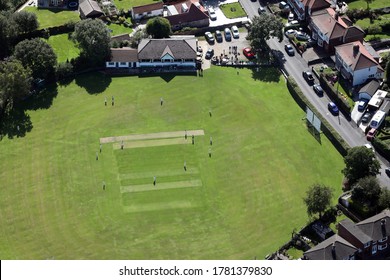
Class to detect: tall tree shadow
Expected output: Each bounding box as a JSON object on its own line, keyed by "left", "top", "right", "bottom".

{"left": 0, "top": 106, "right": 33, "bottom": 139}
{"left": 22, "top": 83, "right": 59, "bottom": 111}
{"left": 75, "top": 72, "right": 112, "bottom": 94}
{"left": 251, "top": 66, "right": 282, "bottom": 82}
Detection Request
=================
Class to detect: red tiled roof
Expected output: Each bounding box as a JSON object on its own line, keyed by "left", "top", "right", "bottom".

{"left": 166, "top": 3, "right": 208, "bottom": 26}
{"left": 335, "top": 41, "right": 383, "bottom": 71}
{"left": 311, "top": 8, "right": 348, "bottom": 39}
{"left": 132, "top": 2, "right": 164, "bottom": 14}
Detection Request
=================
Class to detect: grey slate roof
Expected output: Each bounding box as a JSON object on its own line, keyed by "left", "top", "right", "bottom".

{"left": 138, "top": 38, "right": 197, "bottom": 60}
{"left": 110, "top": 48, "right": 138, "bottom": 62}
{"left": 357, "top": 209, "right": 390, "bottom": 241}
{"left": 358, "top": 80, "right": 380, "bottom": 97}
{"left": 339, "top": 218, "right": 371, "bottom": 244}
{"left": 304, "top": 235, "right": 357, "bottom": 260}
{"left": 79, "top": 0, "right": 103, "bottom": 18}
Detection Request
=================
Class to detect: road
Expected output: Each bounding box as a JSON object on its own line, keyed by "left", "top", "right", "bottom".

{"left": 240, "top": 0, "right": 390, "bottom": 187}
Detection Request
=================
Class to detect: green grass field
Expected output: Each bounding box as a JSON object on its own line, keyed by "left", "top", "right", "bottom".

{"left": 346, "top": 0, "right": 390, "bottom": 9}
{"left": 220, "top": 3, "right": 247, "bottom": 19}
{"left": 25, "top": 7, "right": 80, "bottom": 29}
{"left": 113, "top": 0, "right": 156, "bottom": 11}
{"left": 107, "top": 23, "right": 133, "bottom": 36}
{"left": 46, "top": 33, "right": 79, "bottom": 63}
{"left": 0, "top": 67, "right": 344, "bottom": 259}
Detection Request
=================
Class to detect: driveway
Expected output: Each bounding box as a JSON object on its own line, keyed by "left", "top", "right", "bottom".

{"left": 203, "top": 0, "right": 249, "bottom": 27}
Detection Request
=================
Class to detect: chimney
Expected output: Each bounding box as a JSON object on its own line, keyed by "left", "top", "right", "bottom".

{"left": 353, "top": 44, "right": 359, "bottom": 57}
{"left": 381, "top": 219, "right": 387, "bottom": 237}
{"left": 331, "top": 243, "right": 336, "bottom": 260}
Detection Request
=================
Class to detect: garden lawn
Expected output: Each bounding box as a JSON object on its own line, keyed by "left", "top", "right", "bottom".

{"left": 0, "top": 67, "right": 344, "bottom": 259}
{"left": 356, "top": 16, "right": 390, "bottom": 41}
{"left": 107, "top": 23, "right": 133, "bottom": 36}
{"left": 25, "top": 7, "right": 80, "bottom": 29}
{"left": 46, "top": 33, "right": 79, "bottom": 63}
{"left": 220, "top": 3, "right": 247, "bottom": 19}
{"left": 113, "top": 0, "right": 154, "bottom": 11}
{"left": 346, "top": 0, "right": 390, "bottom": 9}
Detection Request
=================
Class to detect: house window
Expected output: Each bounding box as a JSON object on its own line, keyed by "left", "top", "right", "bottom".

{"left": 380, "top": 237, "right": 388, "bottom": 243}
{"left": 368, "top": 74, "right": 374, "bottom": 78}
{"left": 318, "top": 39, "right": 323, "bottom": 47}
{"left": 120, "top": 62, "right": 127, "bottom": 65}
{"left": 364, "top": 242, "right": 371, "bottom": 248}
{"left": 378, "top": 244, "right": 387, "bottom": 251}
{"left": 154, "top": 59, "right": 161, "bottom": 62}
{"left": 108, "top": 62, "right": 116, "bottom": 66}
{"left": 372, "top": 245, "right": 377, "bottom": 255}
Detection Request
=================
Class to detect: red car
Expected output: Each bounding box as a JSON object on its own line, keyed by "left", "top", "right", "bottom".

{"left": 243, "top": 48, "right": 255, "bottom": 59}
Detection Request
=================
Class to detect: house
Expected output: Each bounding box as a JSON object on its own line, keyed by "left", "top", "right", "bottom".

{"left": 338, "top": 209, "right": 390, "bottom": 259}
{"left": 304, "top": 209, "right": 390, "bottom": 260}
{"left": 358, "top": 80, "right": 380, "bottom": 102}
{"left": 303, "top": 235, "right": 357, "bottom": 260}
{"left": 131, "top": 2, "right": 164, "bottom": 21}
{"left": 79, "top": 0, "right": 104, "bottom": 19}
{"left": 138, "top": 38, "right": 197, "bottom": 70}
{"left": 287, "top": 0, "right": 331, "bottom": 21}
{"left": 165, "top": 2, "right": 209, "bottom": 31}
{"left": 106, "top": 48, "right": 139, "bottom": 68}
{"left": 38, "top": 0, "right": 79, "bottom": 9}
{"left": 335, "top": 41, "right": 384, "bottom": 86}
{"left": 309, "top": 8, "right": 364, "bottom": 53}
{"left": 106, "top": 37, "right": 198, "bottom": 73}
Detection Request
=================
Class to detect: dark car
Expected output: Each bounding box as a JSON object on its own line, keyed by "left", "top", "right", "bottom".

{"left": 313, "top": 84, "right": 323, "bottom": 96}
{"left": 303, "top": 71, "right": 314, "bottom": 84}
{"left": 224, "top": 28, "right": 232, "bottom": 41}
{"left": 258, "top": 6, "right": 266, "bottom": 14}
{"left": 357, "top": 100, "right": 368, "bottom": 112}
{"left": 385, "top": 168, "right": 390, "bottom": 177}
{"left": 284, "top": 44, "right": 295, "bottom": 56}
{"left": 328, "top": 102, "right": 339, "bottom": 115}
{"left": 205, "top": 48, "right": 214, "bottom": 59}
{"left": 361, "top": 112, "right": 372, "bottom": 123}
{"left": 215, "top": 30, "right": 223, "bottom": 43}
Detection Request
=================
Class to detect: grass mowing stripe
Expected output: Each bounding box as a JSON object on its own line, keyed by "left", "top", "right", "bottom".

{"left": 100, "top": 129, "right": 205, "bottom": 143}
{"left": 123, "top": 201, "right": 198, "bottom": 213}
{"left": 112, "top": 137, "right": 192, "bottom": 149}
{"left": 119, "top": 167, "right": 199, "bottom": 180}
{"left": 120, "top": 179, "right": 203, "bottom": 193}
{"left": 121, "top": 173, "right": 200, "bottom": 186}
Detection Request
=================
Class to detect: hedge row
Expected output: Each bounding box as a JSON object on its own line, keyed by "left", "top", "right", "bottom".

{"left": 372, "top": 138, "right": 390, "bottom": 161}
{"left": 287, "top": 76, "right": 350, "bottom": 156}
{"left": 318, "top": 73, "right": 352, "bottom": 114}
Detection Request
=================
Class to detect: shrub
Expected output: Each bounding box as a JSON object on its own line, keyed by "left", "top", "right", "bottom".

{"left": 367, "top": 25, "right": 382, "bottom": 34}
{"left": 56, "top": 62, "right": 73, "bottom": 80}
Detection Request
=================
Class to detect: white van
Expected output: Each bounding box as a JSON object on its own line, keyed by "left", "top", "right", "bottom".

{"left": 369, "top": 110, "right": 386, "bottom": 129}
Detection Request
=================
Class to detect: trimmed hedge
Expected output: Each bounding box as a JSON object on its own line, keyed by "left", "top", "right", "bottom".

{"left": 372, "top": 138, "right": 390, "bottom": 161}
{"left": 287, "top": 76, "right": 350, "bottom": 156}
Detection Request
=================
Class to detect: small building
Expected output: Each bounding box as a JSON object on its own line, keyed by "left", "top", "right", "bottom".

{"left": 165, "top": 2, "right": 209, "bottom": 31}
{"left": 287, "top": 0, "right": 331, "bottom": 21}
{"left": 358, "top": 80, "right": 380, "bottom": 101}
{"left": 131, "top": 2, "right": 164, "bottom": 21}
{"left": 79, "top": 0, "right": 104, "bottom": 19}
{"left": 367, "top": 89, "right": 387, "bottom": 109}
{"left": 335, "top": 41, "right": 384, "bottom": 86}
{"left": 106, "top": 48, "right": 139, "bottom": 68}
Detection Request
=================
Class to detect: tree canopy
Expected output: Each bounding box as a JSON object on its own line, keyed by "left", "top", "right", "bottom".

{"left": 11, "top": 11, "right": 39, "bottom": 34}
{"left": 0, "top": 59, "right": 32, "bottom": 110}
{"left": 73, "top": 19, "right": 111, "bottom": 66}
{"left": 146, "top": 17, "right": 171, "bottom": 39}
{"left": 13, "top": 38, "right": 57, "bottom": 80}
{"left": 303, "top": 184, "right": 333, "bottom": 218}
{"left": 342, "top": 146, "right": 381, "bottom": 185}
{"left": 246, "top": 13, "right": 283, "bottom": 52}
{"left": 351, "top": 176, "right": 381, "bottom": 206}
{"left": 379, "top": 188, "right": 390, "bottom": 210}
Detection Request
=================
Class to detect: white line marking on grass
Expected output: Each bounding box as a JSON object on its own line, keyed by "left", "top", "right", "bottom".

{"left": 112, "top": 138, "right": 190, "bottom": 149}
{"left": 120, "top": 179, "right": 202, "bottom": 193}
{"left": 100, "top": 130, "right": 205, "bottom": 144}
{"left": 119, "top": 168, "right": 199, "bottom": 180}
{"left": 123, "top": 201, "right": 197, "bottom": 213}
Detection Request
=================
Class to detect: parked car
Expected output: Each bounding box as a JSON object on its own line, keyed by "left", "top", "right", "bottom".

{"left": 205, "top": 48, "right": 214, "bottom": 59}
{"left": 243, "top": 47, "right": 255, "bottom": 59}
{"left": 215, "top": 30, "right": 223, "bottom": 42}
{"left": 328, "top": 102, "right": 339, "bottom": 115}
{"left": 224, "top": 28, "right": 232, "bottom": 41}
{"left": 361, "top": 111, "right": 372, "bottom": 123}
{"left": 313, "top": 84, "right": 323, "bottom": 96}
{"left": 288, "top": 12, "right": 295, "bottom": 21}
{"left": 303, "top": 71, "right": 314, "bottom": 84}
{"left": 285, "top": 20, "right": 299, "bottom": 27}
{"left": 385, "top": 167, "right": 390, "bottom": 177}
{"left": 231, "top": 25, "right": 239, "bottom": 39}
{"left": 258, "top": 6, "right": 266, "bottom": 14}
{"left": 197, "top": 46, "right": 203, "bottom": 53}
{"left": 205, "top": 31, "right": 214, "bottom": 44}
{"left": 285, "top": 29, "right": 297, "bottom": 37}
{"left": 279, "top": 1, "right": 288, "bottom": 9}
{"left": 366, "top": 128, "right": 377, "bottom": 141}
{"left": 284, "top": 44, "right": 295, "bottom": 56}
{"left": 357, "top": 100, "right": 368, "bottom": 112}
{"left": 208, "top": 7, "right": 217, "bottom": 21}
{"left": 296, "top": 31, "right": 310, "bottom": 41}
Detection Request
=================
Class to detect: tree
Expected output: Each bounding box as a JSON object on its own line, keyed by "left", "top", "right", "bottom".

{"left": 303, "top": 184, "right": 333, "bottom": 218}
{"left": 351, "top": 176, "right": 381, "bottom": 206}
{"left": 379, "top": 189, "right": 390, "bottom": 210}
{"left": 11, "top": 11, "right": 39, "bottom": 34}
{"left": 342, "top": 146, "right": 381, "bottom": 185}
{"left": 365, "top": 0, "right": 372, "bottom": 10}
{"left": 246, "top": 13, "right": 283, "bottom": 53}
{"left": 130, "top": 29, "right": 148, "bottom": 48}
{"left": 0, "top": 59, "right": 32, "bottom": 109}
{"left": 13, "top": 38, "right": 57, "bottom": 80}
{"left": 0, "top": 13, "right": 10, "bottom": 59}
{"left": 73, "top": 19, "right": 111, "bottom": 66}
{"left": 145, "top": 17, "right": 171, "bottom": 39}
